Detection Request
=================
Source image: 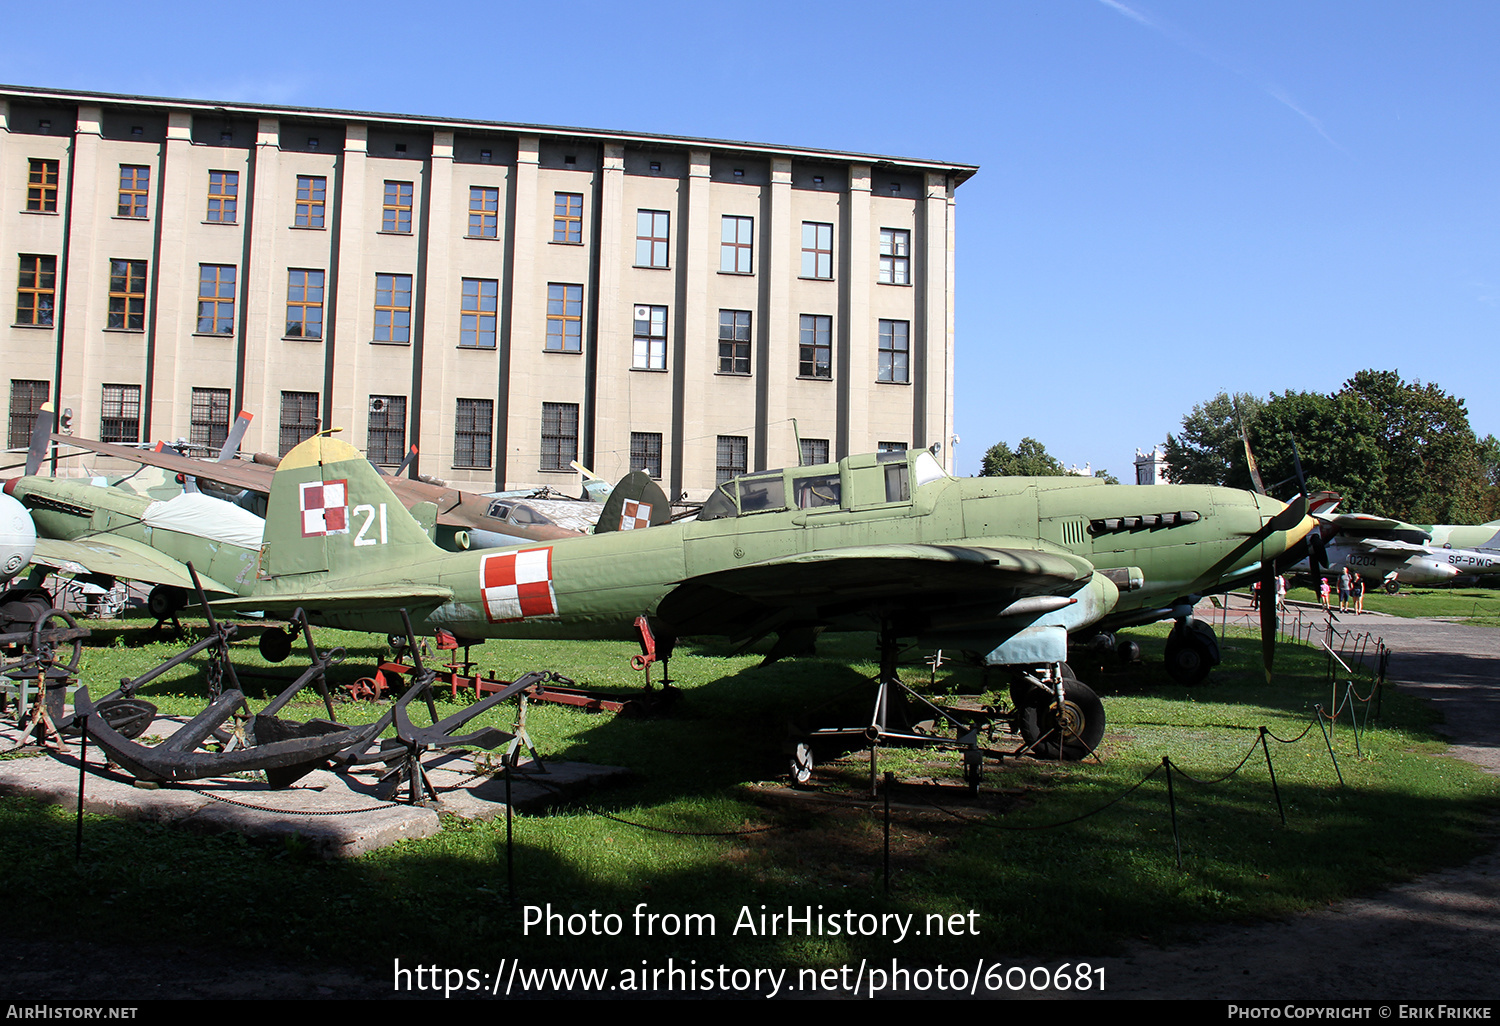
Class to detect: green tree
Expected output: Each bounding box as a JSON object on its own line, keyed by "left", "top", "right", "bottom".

{"left": 1477, "top": 434, "right": 1500, "bottom": 522}
{"left": 1339, "top": 370, "right": 1485, "bottom": 523}
{"left": 981, "top": 437, "right": 1066, "bottom": 477}
{"left": 1251, "top": 389, "right": 1385, "bottom": 511}
{"left": 1162, "top": 392, "right": 1264, "bottom": 488}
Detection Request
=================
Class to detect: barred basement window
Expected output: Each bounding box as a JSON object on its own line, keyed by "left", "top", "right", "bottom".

{"left": 100, "top": 384, "right": 141, "bottom": 443}
{"left": 540, "top": 402, "right": 579, "bottom": 471}
{"left": 189, "top": 388, "right": 231, "bottom": 449}
{"left": 367, "top": 395, "right": 407, "bottom": 466}
{"left": 716, "top": 435, "right": 747, "bottom": 485}
{"left": 454, "top": 398, "right": 493, "bottom": 469}
{"left": 8, "top": 380, "right": 49, "bottom": 451}
{"left": 800, "top": 438, "right": 829, "bottom": 465}
{"left": 279, "top": 391, "right": 319, "bottom": 456}
{"left": 630, "top": 432, "right": 662, "bottom": 479}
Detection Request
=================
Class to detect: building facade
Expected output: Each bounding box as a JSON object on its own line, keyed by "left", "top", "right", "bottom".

{"left": 1, "top": 86, "right": 975, "bottom": 499}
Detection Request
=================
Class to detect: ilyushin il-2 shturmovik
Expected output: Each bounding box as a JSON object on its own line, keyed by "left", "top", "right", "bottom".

{"left": 202, "top": 432, "right": 1315, "bottom": 774}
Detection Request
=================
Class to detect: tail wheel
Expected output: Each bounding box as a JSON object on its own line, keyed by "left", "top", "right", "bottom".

{"left": 258, "top": 627, "right": 294, "bottom": 663}
{"left": 1018, "top": 677, "right": 1105, "bottom": 761}
{"left": 147, "top": 585, "right": 186, "bottom": 620}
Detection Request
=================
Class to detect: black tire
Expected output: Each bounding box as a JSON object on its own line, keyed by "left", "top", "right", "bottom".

{"left": 147, "top": 585, "right": 185, "bottom": 620}
{"left": 1164, "top": 623, "right": 1214, "bottom": 686}
{"left": 1017, "top": 677, "right": 1104, "bottom": 761}
{"left": 258, "top": 627, "right": 294, "bottom": 664}
{"left": 1384, "top": 580, "right": 1401, "bottom": 595}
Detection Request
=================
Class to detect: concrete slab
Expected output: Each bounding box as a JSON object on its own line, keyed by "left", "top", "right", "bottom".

{"left": 0, "top": 713, "right": 631, "bottom": 857}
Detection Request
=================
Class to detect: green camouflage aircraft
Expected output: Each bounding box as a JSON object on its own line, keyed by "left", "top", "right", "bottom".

{"left": 215, "top": 434, "right": 1315, "bottom": 760}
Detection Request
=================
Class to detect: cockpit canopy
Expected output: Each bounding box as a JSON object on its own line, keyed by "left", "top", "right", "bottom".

{"left": 698, "top": 447, "right": 947, "bottom": 521}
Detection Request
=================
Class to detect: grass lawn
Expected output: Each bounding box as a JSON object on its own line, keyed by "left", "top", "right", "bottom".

{"left": 3, "top": 614, "right": 1496, "bottom": 973}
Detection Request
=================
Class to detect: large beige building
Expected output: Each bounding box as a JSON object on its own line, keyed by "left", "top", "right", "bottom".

{"left": 1, "top": 85, "right": 975, "bottom": 499}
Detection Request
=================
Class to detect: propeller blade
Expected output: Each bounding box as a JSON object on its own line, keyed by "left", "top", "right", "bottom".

{"left": 25, "top": 402, "right": 54, "bottom": 476}
{"left": 393, "top": 444, "right": 420, "bottom": 479}
{"left": 217, "top": 411, "right": 253, "bottom": 462}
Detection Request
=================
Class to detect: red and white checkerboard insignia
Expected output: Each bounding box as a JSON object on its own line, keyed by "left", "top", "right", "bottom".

{"left": 299, "top": 479, "right": 350, "bottom": 537}
{"left": 481, "top": 548, "right": 557, "bottom": 622}
{"left": 620, "top": 499, "right": 652, "bottom": 531}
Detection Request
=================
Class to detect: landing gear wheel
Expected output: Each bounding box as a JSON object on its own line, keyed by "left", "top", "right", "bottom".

{"left": 790, "top": 742, "right": 815, "bottom": 786}
{"left": 30, "top": 608, "right": 82, "bottom": 675}
{"left": 147, "top": 585, "right": 185, "bottom": 621}
{"left": 258, "top": 627, "right": 294, "bottom": 663}
{"left": 1017, "top": 677, "right": 1105, "bottom": 761}
{"left": 1384, "top": 580, "right": 1401, "bottom": 595}
{"left": 1164, "top": 622, "right": 1216, "bottom": 686}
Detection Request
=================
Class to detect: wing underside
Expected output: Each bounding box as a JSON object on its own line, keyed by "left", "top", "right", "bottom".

{"left": 31, "top": 536, "right": 235, "bottom": 594}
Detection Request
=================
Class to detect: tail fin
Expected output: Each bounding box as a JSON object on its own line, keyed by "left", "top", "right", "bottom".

{"left": 25, "top": 403, "right": 54, "bottom": 476}
{"left": 594, "top": 472, "right": 671, "bottom": 533}
{"left": 260, "top": 435, "right": 444, "bottom": 579}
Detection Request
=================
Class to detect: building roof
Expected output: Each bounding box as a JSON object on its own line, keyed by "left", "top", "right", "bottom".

{"left": 1, "top": 84, "right": 979, "bottom": 186}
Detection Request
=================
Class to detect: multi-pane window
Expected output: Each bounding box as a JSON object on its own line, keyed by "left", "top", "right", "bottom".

{"left": 16, "top": 256, "right": 56, "bottom": 326}
{"left": 798, "top": 314, "right": 832, "bottom": 378}
{"left": 468, "top": 186, "right": 499, "bottom": 238}
{"left": 367, "top": 395, "right": 407, "bottom": 465}
{"left": 189, "top": 388, "right": 231, "bottom": 449}
{"left": 545, "top": 283, "right": 583, "bottom": 352}
{"left": 879, "top": 229, "right": 910, "bottom": 285}
{"left": 26, "top": 160, "right": 59, "bottom": 212}
{"left": 878, "top": 319, "right": 910, "bottom": 383}
{"left": 196, "top": 264, "right": 236, "bottom": 334}
{"left": 295, "top": 175, "right": 326, "bottom": 228}
{"left": 632, "top": 305, "right": 667, "bottom": 370}
{"left": 454, "top": 398, "right": 493, "bottom": 469}
{"left": 720, "top": 216, "right": 753, "bottom": 273}
{"left": 461, "top": 278, "right": 498, "bottom": 348}
{"left": 800, "top": 438, "right": 830, "bottom": 465}
{"left": 630, "top": 432, "right": 662, "bottom": 479}
{"left": 635, "top": 210, "right": 669, "bottom": 267}
{"left": 100, "top": 384, "right": 142, "bottom": 443}
{"left": 718, "top": 309, "right": 751, "bottom": 375}
{"left": 382, "top": 180, "right": 413, "bottom": 233}
{"left": 8, "top": 380, "right": 49, "bottom": 451}
{"left": 374, "top": 273, "right": 413, "bottom": 343}
{"left": 801, "top": 222, "right": 833, "bottom": 279}
{"left": 107, "top": 260, "right": 147, "bottom": 330}
{"left": 285, "top": 269, "right": 324, "bottom": 338}
{"left": 716, "top": 435, "right": 747, "bottom": 485}
{"left": 117, "top": 166, "right": 150, "bottom": 218}
{"left": 553, "top": 193, "right": 583, "bottom": 243}
{"left": 279, "top": 391, "right": 320, "bottom": 455}
{"left": 540, "top": 402, "right": 579, "bottom": 471}
{"left": 207, "top": 171, "right": 239, "bottom": 223}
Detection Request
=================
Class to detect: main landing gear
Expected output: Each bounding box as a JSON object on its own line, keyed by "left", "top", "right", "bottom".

{"left": 1009, "top": 663, "right": 1105, "bottom": 761}
{"left": 1163, "top": 617, "right": 1220, "bottom": 686}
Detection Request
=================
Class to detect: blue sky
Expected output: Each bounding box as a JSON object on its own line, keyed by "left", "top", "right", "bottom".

{"left": 5, "top": 1, "right": 1496, "bottom": 481}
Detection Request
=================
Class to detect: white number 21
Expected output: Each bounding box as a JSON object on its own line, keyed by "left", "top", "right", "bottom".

{"left": 353, "top": 503, "right": 388, "bottom": 546}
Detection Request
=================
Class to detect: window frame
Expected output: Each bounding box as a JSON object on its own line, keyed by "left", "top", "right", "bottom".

{"left": 630, "top": 432, "right": 663, "bottom": 479}
{"left": 367, "top": 395, "right": 407, "bottom": 466}
{"left": 454, "top": 398, "right": 494, "bottom": 469}
{"left": 800, "top": 222, "right": 833, "bottom": 280}
{"left": 798, "top": 314, "right": 833, "bottom": 379}
{"left": 468, "top": 186, "right": 499, "bottom": 238}
{"left": 117, "top": 165, "right": 150, "bottom": 219}
{"left": 800, "top": 438, "right": 830, "bottom": 466}
{"left": 545, "top": 283, "right": 583, "bottom": 353}
{"left": 294, "top": 175, "right": 327, "bottom": 229}
{"left": 632, "top": 304, "right": 668, "bottom": 371}
{"left": 877, "top": 319, "right": 910, "bottom": 383}
{"left": 373, "top": 273, "right": 413, "bottom": 344}
{"left": 382, "top": 180, "right": 413, "bottom": 233}
{"left": 553, "top": 192, "right": 583, "bottom": 244}
{"left": 15, "top": 255, "right": 56, "bottom": 327}
{"left": 8, "top": 380, "right": 49, "bottom": 450}
{"left": 26, "top": 159, "right": 59, "bottom": 213}
{"left": 716, "top": 435, "right": 748, "bottom": 485}
{"left": 189, "top": 388, "right": 231, "bottom": 450}
{"left": 717, "top": 309, "right": 751, "bottom": 375}
{"left": 100, "top": 383, "right": 142, "bottom": 444}
{"left": 879, "top": 228, "right": 911, "bottom": 285}
{"left": 540, "top": 402, "right": 579, "bottom": 472}
{"left": 635, "top": 209, "right": 670, "bottom": 268}
{"left": 460, "top": 278, "right": 499, "bottom": 349}
{"left": 285, "top": 269, "right": 325, "bottom": 339}
{"left": 206, "top": 171, "right": 239, "bottom": 224}
{"left": 720, "top": 215, "right": 753, "bottom": 274}
{"left": 279, "top": 391, "right": 320, "bottom": 455}
{"left": 196, "top": 264, "right": 237, "bottom": 335}
{"left": 107, "top": 259, "right": 147, "bottom": 331}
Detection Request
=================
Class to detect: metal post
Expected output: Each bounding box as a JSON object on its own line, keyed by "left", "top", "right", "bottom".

{"left": 75, "top": 719, "right": 86, "bottom": 861}
{"left": 1314, "top": 705, "right": 1345, "bottom": 787}
{"left": 1164, "top": 756, "right": 1181, "bottom": 871}
{"left": 1260, "top": 727, "right": 1285, "bottom": 826}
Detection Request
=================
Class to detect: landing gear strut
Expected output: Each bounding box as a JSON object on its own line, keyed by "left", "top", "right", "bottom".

{"left": 1011, "top": 663, "right": 1105, "bottom": 760}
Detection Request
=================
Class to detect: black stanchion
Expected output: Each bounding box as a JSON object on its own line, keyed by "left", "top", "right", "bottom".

{"left": 1259, "top": 727, "right": 1286, "bottom": 826}
{"left": 1314, "top": 705, "right": 1346, "bottom": 786}
{"left": 1163, "top": 756, "right": 1181, "bottom": 870}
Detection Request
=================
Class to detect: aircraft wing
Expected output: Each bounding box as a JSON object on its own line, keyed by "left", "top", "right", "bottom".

{"left": 1316, "top": 512, "right": 1420, "bottom": 533}
{"left": 212, "top": 585, "right": 454, "bottom": 617}
{"left": 53, "top": 434, "right": 273, "bottom": 493}
{"left": 31, "top": 536, "right": 236, "bottom": 594}
{"left": 657, "top": 543, "right": 1096, "bottom": 638}
{"left": 1346, "top": 537, "right": 1429, "bottom": 556}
